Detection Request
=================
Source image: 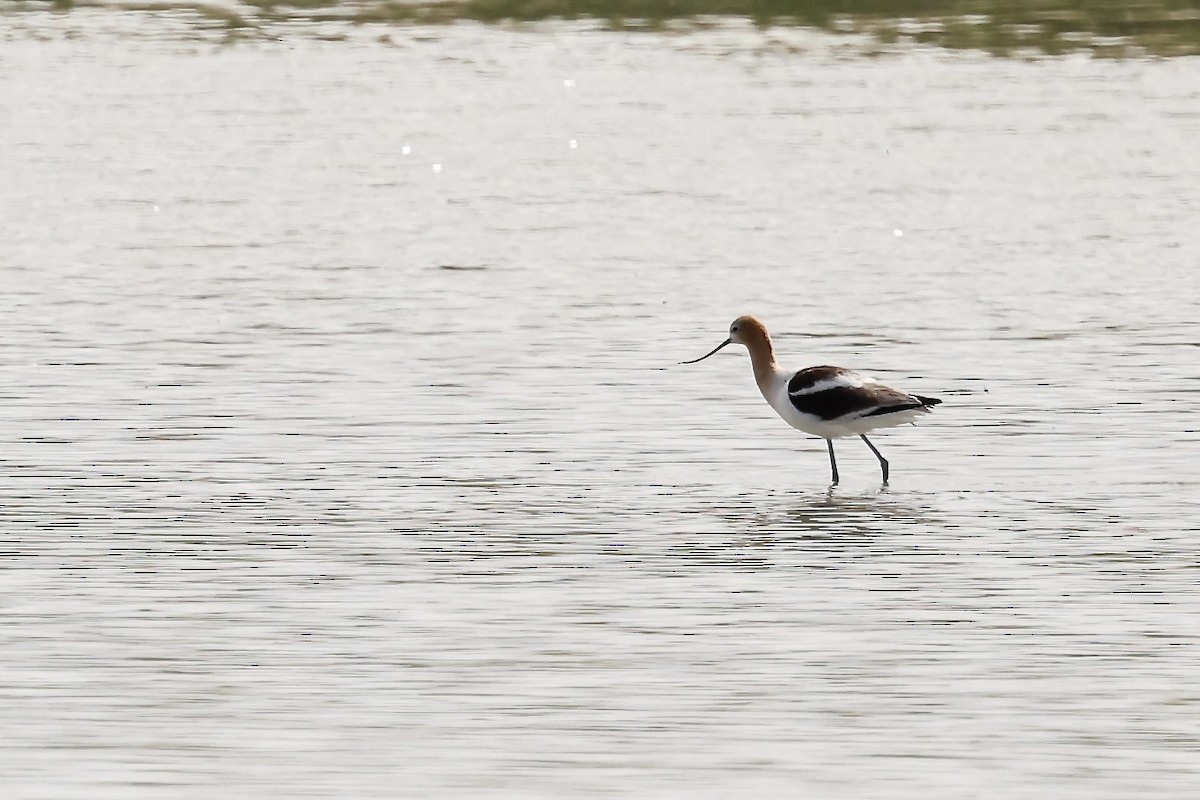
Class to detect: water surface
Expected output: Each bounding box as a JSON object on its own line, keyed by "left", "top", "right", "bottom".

{"left": 2, "top": 15, "right": 1199, "bottom": 799}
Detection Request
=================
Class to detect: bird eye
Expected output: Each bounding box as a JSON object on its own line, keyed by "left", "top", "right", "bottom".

{"left": 731, "top": 325, "right": 739, "bottom": 333}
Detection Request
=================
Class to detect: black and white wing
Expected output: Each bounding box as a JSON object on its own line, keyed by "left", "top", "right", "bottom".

{"left": 787, "top": 366, "right": 940, "bottom": 422}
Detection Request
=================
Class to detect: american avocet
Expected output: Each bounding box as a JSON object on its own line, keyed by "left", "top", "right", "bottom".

{"left": 682, "top": 315, "right": 941, "bottom": 485}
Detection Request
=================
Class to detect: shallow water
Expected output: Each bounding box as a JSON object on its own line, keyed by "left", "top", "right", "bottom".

{"left": 2, "top": 14, "right": 1200, "bottom": 799}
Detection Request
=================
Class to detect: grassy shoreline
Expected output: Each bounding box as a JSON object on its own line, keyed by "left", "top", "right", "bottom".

{"left": 9, "top": 0, "right": 1200, "bottom": 55}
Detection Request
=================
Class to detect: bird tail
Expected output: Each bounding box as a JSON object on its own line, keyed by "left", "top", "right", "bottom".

{"left": 915, "top": 395, "right": 942, "bottom": 408}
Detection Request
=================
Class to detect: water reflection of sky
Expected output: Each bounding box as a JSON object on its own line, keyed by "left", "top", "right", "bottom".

{"left": 2, "top": 15, "right": 1198, "bottom": 800}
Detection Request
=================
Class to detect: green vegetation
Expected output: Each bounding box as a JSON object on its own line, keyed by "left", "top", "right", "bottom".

{"left": 8, "top": 0, "right": 1200, "bottom": 55}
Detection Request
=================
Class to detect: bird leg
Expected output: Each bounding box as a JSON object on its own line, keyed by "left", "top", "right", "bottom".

{"left": 860, "top": 435, "right": 889, "bottom": 484}
{"left": 826, "top": 439, "right": 839, "bottom": 486}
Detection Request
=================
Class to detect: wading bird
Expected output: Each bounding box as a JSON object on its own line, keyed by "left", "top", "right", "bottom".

{"left": 682, "top": 315, "right": 941, "bottom": 485}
